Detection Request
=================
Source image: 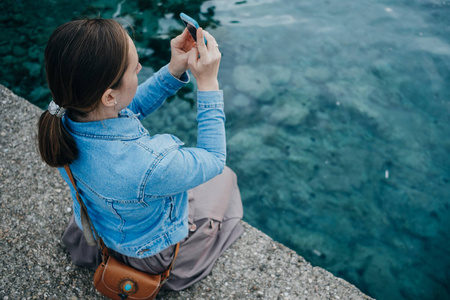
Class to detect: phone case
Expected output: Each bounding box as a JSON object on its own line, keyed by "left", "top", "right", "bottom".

{"left": 180, "top": 12, "right": 207, "bottom": 45}
{"left": 180, "top": 13, "right": 200, "bottom": 28}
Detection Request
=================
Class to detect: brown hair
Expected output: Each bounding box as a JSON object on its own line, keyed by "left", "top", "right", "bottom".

{"left": 38, "top": 19, "right": 129, "bottom": 167}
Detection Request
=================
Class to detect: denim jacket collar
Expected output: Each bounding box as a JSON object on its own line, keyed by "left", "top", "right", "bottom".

{"left": 63, "top": 108, "right": 146, "bottom": 140}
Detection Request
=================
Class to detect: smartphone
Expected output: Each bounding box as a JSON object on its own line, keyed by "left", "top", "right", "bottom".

{"left": 180, "top": 12, "right": 207, "bottom": 45}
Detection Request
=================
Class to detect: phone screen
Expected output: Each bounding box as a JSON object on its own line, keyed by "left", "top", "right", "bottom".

{"left": 185, "top": 23, "right": 197, "bottom": 42}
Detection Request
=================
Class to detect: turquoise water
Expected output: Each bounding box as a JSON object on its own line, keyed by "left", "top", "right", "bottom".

{"left": 2, "top": 0, "right": 450, "bottom": 299}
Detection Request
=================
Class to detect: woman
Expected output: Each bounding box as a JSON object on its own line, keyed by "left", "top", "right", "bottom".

{"left": 37, "top": 18, "right": 243, "bottom": 290}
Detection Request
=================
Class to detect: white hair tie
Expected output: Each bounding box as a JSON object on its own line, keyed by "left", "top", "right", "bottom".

{"left": 48, "top": 100, "right": 66, "bottom": 117}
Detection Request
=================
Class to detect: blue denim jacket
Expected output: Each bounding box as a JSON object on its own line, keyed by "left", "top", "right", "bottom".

{"left": 58, "top": 65, "right": 226, "bottom": 258}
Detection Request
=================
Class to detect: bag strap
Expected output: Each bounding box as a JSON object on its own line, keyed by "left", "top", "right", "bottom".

{"left": 161, "top": 242, "right": 180, "bottom": 284}
{"left": 63, "top": 165, "right": 180, "bottom": 274}
{"left": 63, "top": 165, "right": 99, "bottom": 248}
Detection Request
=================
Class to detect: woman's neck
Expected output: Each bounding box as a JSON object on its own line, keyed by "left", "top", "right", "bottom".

{"left": 72, "top": 105, "right": 118, "bottom": 122}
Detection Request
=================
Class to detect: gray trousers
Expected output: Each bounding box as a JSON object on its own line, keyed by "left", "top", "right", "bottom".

{"left": 62, "top": 166, "right": 244, "bottom": 291}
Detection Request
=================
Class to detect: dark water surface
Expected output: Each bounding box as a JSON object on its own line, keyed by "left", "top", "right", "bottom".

{"left": 2, "top": 0, "right": 450, "bottom": 299}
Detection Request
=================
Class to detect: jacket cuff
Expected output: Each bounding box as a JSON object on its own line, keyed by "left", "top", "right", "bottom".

{"left": 197, "top": 90, "right": 224, "bottom": 108}
{"left": 157, "top": 64, "right": 190, "bottom": 91}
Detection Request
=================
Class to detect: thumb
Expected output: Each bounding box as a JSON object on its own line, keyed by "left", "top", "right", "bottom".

{"left": 173, "top": 28, "right": 191, "bottom": 46}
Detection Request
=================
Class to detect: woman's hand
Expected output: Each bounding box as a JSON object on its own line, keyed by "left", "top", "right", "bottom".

{"left": 188, "top": 28, "right": 221, "bottom": 91}
{"left": 169, "top": 28, "right": 196, "bottom": 79}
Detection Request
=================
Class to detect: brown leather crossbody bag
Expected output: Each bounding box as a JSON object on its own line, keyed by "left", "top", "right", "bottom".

{"left": 64, "top": 165, "right": 179, "bottom": 300}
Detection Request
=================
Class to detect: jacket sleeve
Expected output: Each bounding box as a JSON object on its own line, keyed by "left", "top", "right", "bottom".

{"left": 128, "top": 64, "right": 189, "bottom": 120}
{"left": 143, "top": 91, "right": 226, "bottom": 196}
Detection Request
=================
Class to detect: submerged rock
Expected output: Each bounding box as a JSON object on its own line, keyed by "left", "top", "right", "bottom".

{"left": 262, "top": 65, "right": 292, "bottom": 86}
{"left": 304, "top": 66, "right": 332, "bottom": 83}
{"left": 226, "top": 92, "right": 254, "bottom": 115}
{"left": 229, "top": 92, "right": 252, "bottom": 108}
{"left": 269, "top": 103, "right": 309, "bottom": 127}
{"left": 23, "top": 62, "right": 42, "bottom": 77}
{"left": 232, "top": 65, "right": 274, "bottom": 103}
{"left": 30, "top": 86, "right": 50, "bottom": 103}
{"left": 13, "top": 45, "right": 27, "bottom": 57}
{"left": 0, "top": 44, "right": 11, "bottom": 56}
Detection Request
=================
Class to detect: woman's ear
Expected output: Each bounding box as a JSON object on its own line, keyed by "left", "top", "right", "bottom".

{"left": 101, "top": 88, "right": 117, "bottom": 107}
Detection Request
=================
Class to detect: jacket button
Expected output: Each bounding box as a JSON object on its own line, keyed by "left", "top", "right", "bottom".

{"left": 189, "top": 223, "right": 197, "bottom": 232}
{"left": 137, "top": 249, "right": 149, "bottom": 255}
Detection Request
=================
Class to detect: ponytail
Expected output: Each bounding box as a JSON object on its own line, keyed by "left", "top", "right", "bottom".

{"left": 37, "top": 111, "right": 78, "bottom": 167}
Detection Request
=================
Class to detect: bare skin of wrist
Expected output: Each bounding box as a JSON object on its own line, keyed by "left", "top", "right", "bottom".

{"left": 168, "top": 63, "right": 185, "bottom": 79}
{"left": 197, "top": 79, "right": 219, "bottom": 91}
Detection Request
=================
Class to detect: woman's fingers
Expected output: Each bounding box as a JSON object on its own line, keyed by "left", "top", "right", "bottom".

{"left": 204, "top": 31, "right": 218, "bottom": 48}
{"left": 188, "top": 46, "right": 199, "bottom": 65}
{"left": 196, "top": 29, "right": 221, "bottom": 59}
{"left": 187, "top": 28, "right": 221, "bottom": 90}
{"left": 171, "top": 28, "right": 195, "bottom": 52}
{"left": 201, "top": 29, "right": 220, "bottom": 51}
{"left": 196, "top": 28, "right": 208, "bottom": 58}
{"left": 168, "top": 28, "right": 196, "bottom": 78}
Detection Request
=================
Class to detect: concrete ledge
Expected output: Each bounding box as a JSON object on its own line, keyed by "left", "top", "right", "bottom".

{"left": 0, "top": 84, "right": 373, "bottom": 299}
